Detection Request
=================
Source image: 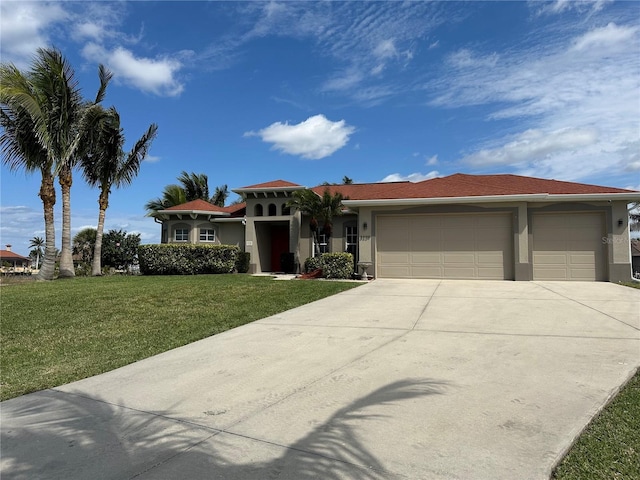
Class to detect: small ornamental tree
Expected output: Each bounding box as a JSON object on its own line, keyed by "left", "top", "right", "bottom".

{"left": 101, "top": 229, "right": 140, "bottom": 271}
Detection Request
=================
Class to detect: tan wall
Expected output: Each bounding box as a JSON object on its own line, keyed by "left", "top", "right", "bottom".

{"left": 161, "top": 217, "right": 244, "bottom": 248}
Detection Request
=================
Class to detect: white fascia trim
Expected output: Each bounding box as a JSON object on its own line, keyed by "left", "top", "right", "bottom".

{"left": 232, "top": 186, "right": 306, "bottom": 195}
{"left": 210, "top": 217, "right": 245, "bottom": 223}
{"left": 157, "top": 210, "right": 230, "bottom": 216}
{"left": 342, "top": 192, "right": 640, "bottom": 207}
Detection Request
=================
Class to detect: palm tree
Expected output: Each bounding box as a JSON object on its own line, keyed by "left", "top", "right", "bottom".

{"left": 1, "top": 48, "right": 111, "bottom": 278}
{"left": 28, "top": 236, "right": 45, "bottom": 269}
{"left": 81, "top": 106, "right": 157, "bottom": 275}
{"left": 72, "top": 227, "right": 97, "bottom": 266}
{"left": 211, "top": 184, "right": 228, "bottom": 207}
{"left": 342, "top": 176, "right": 354, "bottom": 184}
{"left": 0, "top": 72, "right": 57, "bottom": 280}
{"left": 145, "top": 172, "right": 227, "bottom": 215}
{"left": 287, "top": 189, "right": 323, "bottom": 255}
{"left": 318, "top": 188, "right": 345, "bottom": 238}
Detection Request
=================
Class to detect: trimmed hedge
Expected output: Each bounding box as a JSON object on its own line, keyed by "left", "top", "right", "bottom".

{"left": 303, "top": 253, "right": 354, "bottom": 279}
{"left": 235, "top": 251, "right": 251, "bottom": 273}
{"left": 304, "top": 256, "right": 323, "bottom": 273}
{"left": 138, "top": 244, "right": 239, "bottom": 275}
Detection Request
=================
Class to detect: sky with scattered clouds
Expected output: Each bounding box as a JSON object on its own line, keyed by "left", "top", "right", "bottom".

{"left": 1, "top": 0, "right": 639, "bottom": 254}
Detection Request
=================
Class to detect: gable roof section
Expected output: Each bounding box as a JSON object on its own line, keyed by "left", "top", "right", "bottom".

{"left": 315, "top": 174, "right": 636, "bottom": 201}
{"left": 0, "top": 250, "right": 30, "bottom": 261}
{"left": 240, "top": 180, "right": 303, "bottom": 189}
{"left": 162, "top": 199, "right": 246, "bottom": 217}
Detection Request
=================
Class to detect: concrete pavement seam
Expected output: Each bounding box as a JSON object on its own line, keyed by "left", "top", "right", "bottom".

{"left": 534, "top": 283, "right": 640, "bottom": 333}
{"left": 412, "top": 280, "right": 441, "bottom": 330}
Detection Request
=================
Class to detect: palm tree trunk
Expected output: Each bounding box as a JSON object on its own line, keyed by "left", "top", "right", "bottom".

{"left": 58, "top": 168, "right": 75, "bottom": 277}
{"left": 37, "top": 173, "right": 56, "bottom": 281}
{"left": 91, "top": 191, "right": 108, "bottom": 276}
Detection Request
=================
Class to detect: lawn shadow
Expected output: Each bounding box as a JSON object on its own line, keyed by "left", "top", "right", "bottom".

{"left": 1, "top": 378, "right": 446, "bottom": 479}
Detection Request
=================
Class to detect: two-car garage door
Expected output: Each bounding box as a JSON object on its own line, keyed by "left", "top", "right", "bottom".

{"left": 376, "top": 211, "right": 606, "bottom": 281}
{"left": 376, "top": 214, "right": 513, "bottom": 279}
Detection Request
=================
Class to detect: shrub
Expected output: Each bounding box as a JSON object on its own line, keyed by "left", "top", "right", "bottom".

{"left": 138, "top": 244, "right": 239, "bottom": 275}
{"left": 235, "top": 251, "right": 251, "bottom": 273}
{"left": 321, "top": 252, "right": 354, "bottom": 279}
{"left": 304, "top": 256, "right": 322, "bottom": 273}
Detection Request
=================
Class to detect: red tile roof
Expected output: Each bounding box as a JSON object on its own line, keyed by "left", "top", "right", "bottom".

{"left": 240, "top": 180, "right": 303, "bottom": 189}
{"left": 313, "top": 174, "right": 636, "bottom": 200}
{"left": 0, "top": 250, "right": 30, "bottom": 261}
{"left": 164, "top": 199, "right": 246, "bottom": 216}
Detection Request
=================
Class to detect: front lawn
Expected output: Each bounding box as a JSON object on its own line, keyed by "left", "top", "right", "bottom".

{"left": 0, "top": 275, "right": 360, "bottom": 401}
{"left": 552, "top": 369, "right": 640, "bottom": 479}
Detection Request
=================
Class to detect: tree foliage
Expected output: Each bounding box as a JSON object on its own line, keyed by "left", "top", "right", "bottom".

{"left": 101, "top": 229, "right": 141, "bottom": 271}
{"left": 145, "top": 171, "right": 228, "bottom": 215}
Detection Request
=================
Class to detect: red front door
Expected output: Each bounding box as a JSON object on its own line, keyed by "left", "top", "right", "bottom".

{"left": 270, "top": 225, "right": 289, "bottom": 272}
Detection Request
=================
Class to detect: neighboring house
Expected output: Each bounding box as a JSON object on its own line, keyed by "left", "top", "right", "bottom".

{"left": 631, "top": 239, "right": 640, "bottom": 278}
{"left": 153, "top": 174, "right": 640, "bottom": 282}
{"left": 0, "top": 245, "right": 31, "bottom": 271}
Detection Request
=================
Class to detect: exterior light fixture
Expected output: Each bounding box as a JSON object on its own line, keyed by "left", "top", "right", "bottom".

{"left": 363, "top": 222, "right": 368, "bottom": 230}
{"left": 618, "top": 219, "right": 624, "bottom": 226}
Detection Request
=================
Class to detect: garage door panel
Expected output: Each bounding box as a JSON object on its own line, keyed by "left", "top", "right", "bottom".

{"left": 411, "top": 252, "right": 442, "bottom": 264}
{"left": 377, "top": 214, "right": 513, "bottom": 280}
{"left": 532, "top": 213, "right": 605, "bottom": 281}
{"left": 378, "top": 252, "right": 410, "bottom": 264}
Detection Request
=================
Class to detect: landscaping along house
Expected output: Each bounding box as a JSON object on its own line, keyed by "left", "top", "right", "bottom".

{"left": 151, "top": 173, "right": 640, "bottom": 282}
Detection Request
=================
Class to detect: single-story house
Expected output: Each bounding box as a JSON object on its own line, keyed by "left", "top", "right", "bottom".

{"left": 0, "top": 245, "right": 31, "bottom": 272}
{"left": 152, "top": 173, "right": 640, "bottom": 282}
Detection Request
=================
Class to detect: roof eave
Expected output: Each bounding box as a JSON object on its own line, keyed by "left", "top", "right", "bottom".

{"left": 232, "top": 186, "right": 306, "bottom": 195}
{"left": 157, "top": 209, "right": 231, "bottom": 216}
{"left": 342, "top": 192, "right": 640, "bottom": 207}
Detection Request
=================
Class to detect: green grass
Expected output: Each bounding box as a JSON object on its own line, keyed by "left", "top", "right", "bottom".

{"left": 0, "top": 274, "right": 360, "bottom": 401}
{"left": 552, "top": 369, "right": 640, "bottom": 479}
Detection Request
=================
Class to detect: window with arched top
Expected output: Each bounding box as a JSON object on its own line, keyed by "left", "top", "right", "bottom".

{"left": 254, "top": 204, "right": 263, "bottom": 216}
{"left": 268, "top": 203, "right": 277, "bottom": 216}
{"left": 282, "top": 204, "right": 291, "bottom": 215}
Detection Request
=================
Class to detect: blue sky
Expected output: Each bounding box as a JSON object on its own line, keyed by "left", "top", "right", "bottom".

{"left": 1, "top": 0, "right": 639, "bottom": 255}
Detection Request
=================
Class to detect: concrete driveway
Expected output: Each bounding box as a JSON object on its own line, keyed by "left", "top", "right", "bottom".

{"left": 2, "top": 279, "right": 639, "bottom": 480}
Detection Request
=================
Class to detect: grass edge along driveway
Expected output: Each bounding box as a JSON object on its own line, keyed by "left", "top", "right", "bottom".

{"left": 1, "top": 274, "right": 360, "bottom": 401}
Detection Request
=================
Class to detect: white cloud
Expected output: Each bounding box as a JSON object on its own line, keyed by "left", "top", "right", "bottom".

{"left": 143, "top": 155, "right": 161, "bottom": 164}
{"left": 447, "top": 49, "right": 499, "bottom": 69}
{"left": 245, "top": 114, "right": 355, "bottom": 160}
{"left": 381, "top": 171, "right": 439, "bottom": 183}
{"left": 82, "top": 43, "right": 186, "bottom": 97}
{"left": 373, "top": 39, "right": 398, "bottom": 59}
{"left": 535, "top": 0, "right": 613, "bottom": 16}
{"left": 461, "top": 128, "right": 599, "bottom": 167}
{"left": 430, "top": 21, "right": 640, "bottom": 182}
{"left": 0, "top": 1, "right": 67, "bottom": 66}
{"left": 426, "top": 155, "right": 439, "bottom": 166}
{"left": 571, "top": 23, "right": 638, "bottom": 52}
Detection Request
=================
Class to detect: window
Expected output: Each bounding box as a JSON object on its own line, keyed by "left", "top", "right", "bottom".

{"left": 175, "top": 228, "right": 189, "bottom": 242}
{"left": 317, "top": 233, "right": 329, "bottom": 254}
{"left": 345, "top": 225, "right": 358, "bottom": 254}
{"left": 254, "top": 204, "right": 263, "bottom": 216}
{"left": 199, "top": 228, "right": 215, "bottom": 242}
{"left": 268, "top": 203, "right": 277, "bottom": 216}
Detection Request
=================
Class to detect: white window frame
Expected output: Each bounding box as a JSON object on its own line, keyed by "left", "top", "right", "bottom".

{"left": 199, "top": 228, "right": 216, "bottom": 242}
{"left": 175, "top": 228, "right": 189, "bottom": 242}
{"left": 317, "top": 233, "right": 329, "bottom": 254}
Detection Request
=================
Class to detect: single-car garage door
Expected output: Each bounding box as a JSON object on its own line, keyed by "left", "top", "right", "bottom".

{"left": 376, "top": 213, "right": 513, "bottom": 279}
{"left": 532, "top": 212, "right": 606, "bottom": 281}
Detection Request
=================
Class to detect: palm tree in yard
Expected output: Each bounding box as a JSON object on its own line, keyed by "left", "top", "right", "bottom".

{"left": 145, "top": 172, "right": 228, "bottom": 216}
{"left": 287, "top": 188, "right": 345, "bottom": 255}
{"left": 1, "top": 48, "right": 111, "bottom": 278}
{"left": 28, "top": 236, "right": 45, "bottom": 269}
{"left": 81, "top": 106, "right": 157, "bottom": 276}
{"left": 0, "top": 81, "right": 57, "bottom": 280}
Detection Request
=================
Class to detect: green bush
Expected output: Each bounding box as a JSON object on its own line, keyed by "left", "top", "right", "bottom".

{"left": 321, "top": 252, "right": 354, "bottom": 279}
{"left": 304, "top": 256, "right": 323, "bottom": 273}
{"left": 138, "top": 244, "right": 239, "bottom": 275}
{"left": 235, "top": 251, "right": 251, "bottom": 273}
